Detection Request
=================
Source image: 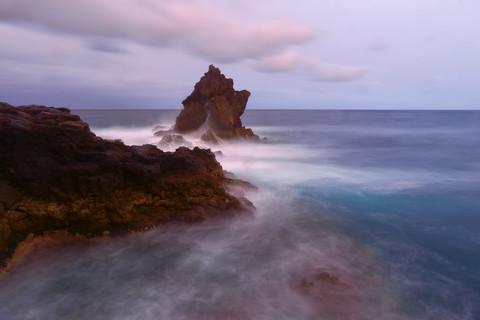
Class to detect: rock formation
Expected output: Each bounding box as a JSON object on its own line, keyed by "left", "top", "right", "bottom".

{"left": 0, "top": 103, "right": 254, "bottom": 267}
{"left": 173, "top": 65, "right": 258, "bottom": 141}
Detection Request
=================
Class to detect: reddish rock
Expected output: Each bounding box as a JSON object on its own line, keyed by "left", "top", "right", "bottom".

{"left": 0, "top": 102, "right": 254, "bottom": 267}
{"left": 174, "top": 65, "right": 259, "bottom": 141}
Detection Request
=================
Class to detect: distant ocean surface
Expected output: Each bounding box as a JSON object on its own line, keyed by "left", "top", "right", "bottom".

{"left": 1, "top": 110, "right": 479, "bottom": 320}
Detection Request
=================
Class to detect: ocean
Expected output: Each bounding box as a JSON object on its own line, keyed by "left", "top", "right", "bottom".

{"left": 1, "top": 110, "right": 479, "bottom": 320}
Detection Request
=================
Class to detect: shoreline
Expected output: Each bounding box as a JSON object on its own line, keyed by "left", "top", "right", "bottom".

{"left": 0, "top": 103, "right": 256, "bottom": 270}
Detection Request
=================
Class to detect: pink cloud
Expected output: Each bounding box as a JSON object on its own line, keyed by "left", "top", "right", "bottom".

{"left": 248, "top": 52, "right": 298, "bottom": 73}
{"left": 252, "top": 52, "right": 371, "bottom": 82}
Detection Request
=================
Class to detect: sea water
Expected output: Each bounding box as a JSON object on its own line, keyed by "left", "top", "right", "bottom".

{"left": 1, "top": 110, "right": 479, "bottom": 319}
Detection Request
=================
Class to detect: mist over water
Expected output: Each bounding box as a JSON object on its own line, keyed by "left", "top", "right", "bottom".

{"left": 1, "top": 110, "right": 479, "bottom": 319}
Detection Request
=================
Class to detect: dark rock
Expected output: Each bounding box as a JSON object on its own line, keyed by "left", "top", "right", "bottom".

{"left": 0, "top": 102, "right": 254, "bottom": 267}
{"left": 152, "top": 125, "right": 170, "bottom": 132}
{"left": 314, "top": 271, "right": 341, "bottom": 284}
{"left": 0, "top": 181, "right": 20, "bottom": 212}
{"left": 201, "top": 128, "right": 219, "bottom": 144}
{"left": 173, "top": 65, "right": 259, "bottom": 141}
{"left": 153, "top": 125, "right": 172, "bottom": 137}
{"left": 159, "top": 134, "right": 192, "bottom": 148}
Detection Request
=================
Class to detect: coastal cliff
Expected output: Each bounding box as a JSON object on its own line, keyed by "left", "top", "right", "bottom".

{"left": 170, "top": 65, "right": 258, "bottom": 142}
{"left": 0, "top": 103, "right": 254, "bottom": 267}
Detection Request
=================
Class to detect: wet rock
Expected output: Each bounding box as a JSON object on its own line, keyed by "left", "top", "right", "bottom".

{"left": 159, "top": 134, "right": 192, "bottom": 148}
{"left": 315, "top": 271, "right": 340, "bottom": 284}
{"left": 152, "top": 125, "right": 170, "bottom": 132}
{"left": 173, "top": 65, "right": 259, "bottom": 141}
{"left": 297, "top": 270, "right": 351, "bottom": 293}
{"left": 201, "top": 128, "right": 220, "bottom": 144}
{"left": 0, "top": 181, "right": 20, "bottom": 214}
{"left": 295, "top": 268, "right": 380, "bottom": 320}
{"left": 0, "top": 102, "right": 254, "bottom": 268}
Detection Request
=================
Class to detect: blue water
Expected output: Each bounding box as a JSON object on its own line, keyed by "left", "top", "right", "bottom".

{"left": 1, "top": 110, "right": 479, "bottom": 319}
{"left": 243, "top": 110, "right": 480, "bottom": 318}
{"left": 245, "top": 110, "right": 480, "bottom": 319}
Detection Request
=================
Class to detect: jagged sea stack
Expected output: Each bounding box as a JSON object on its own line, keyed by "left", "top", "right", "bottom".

{"left": 174, "top": 65, "right": 259, "bottom": 141}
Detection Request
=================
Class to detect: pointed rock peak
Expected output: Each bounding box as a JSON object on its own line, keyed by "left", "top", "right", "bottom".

{"left": 208, "top": 64, "right": 221, "bottom": 74}
{"left": 198, "top": 64, "right": 232, "bottom": 90}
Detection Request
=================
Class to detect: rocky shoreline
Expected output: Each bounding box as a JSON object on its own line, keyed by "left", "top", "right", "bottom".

{"left": 0, "top": 102, "right": 255, "bottom": 269}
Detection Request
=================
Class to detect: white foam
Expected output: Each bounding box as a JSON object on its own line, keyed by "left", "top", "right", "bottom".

{"left": 90, "top": 124, "right": 477, "bottom": 194}
{"left": 91, "top": 126, "right": 158, "bottom": 146}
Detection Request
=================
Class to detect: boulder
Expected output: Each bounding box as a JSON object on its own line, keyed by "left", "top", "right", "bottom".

{"left": 159, "top": 134, "right": 192, "bottom": 149}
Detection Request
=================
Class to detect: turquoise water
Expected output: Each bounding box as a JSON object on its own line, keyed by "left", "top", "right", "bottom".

{"left": 1, "top": 110, "right": 479, "bottom": 319}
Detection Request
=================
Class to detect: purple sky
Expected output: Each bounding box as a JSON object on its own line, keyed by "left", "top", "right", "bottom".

{"left": 1, "top": 0, "right": 479, "bottom": 109}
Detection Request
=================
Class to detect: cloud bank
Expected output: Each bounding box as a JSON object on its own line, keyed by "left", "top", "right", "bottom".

{"left": 0, "top": 0, "right": 369, "bottom": 82}
{"left": 0, "top": 0, "right": 312, "bottom": 62}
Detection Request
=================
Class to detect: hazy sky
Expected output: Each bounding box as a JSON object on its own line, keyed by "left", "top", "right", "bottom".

{"left": 1, "top": 0, "right": 479, "bottom": 109}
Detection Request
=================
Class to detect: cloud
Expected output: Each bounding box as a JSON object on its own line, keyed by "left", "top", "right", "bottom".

{"left": 250, "top": 52, "right": 298, "bottom": 73}
{"left": 0, "top": 22, "right": 186, "bottom": 108}
{"left": 368, "top": 41, "right": 389, "bottom": 52}
{"left": 88, "top": 40, "right": 128, "bottom": 54}
{"left": 0, "top": 0, "right": 313, "bottom": 62}
{"left": 0, "top": 0, "right": 370, "bottom": 87}
{"left": 251, "top": 52, "right": 371, "bottom": 82}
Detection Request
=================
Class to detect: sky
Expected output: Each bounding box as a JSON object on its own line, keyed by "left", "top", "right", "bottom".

{"left": 0, "top": 0, "right": 479, "bottom": 110}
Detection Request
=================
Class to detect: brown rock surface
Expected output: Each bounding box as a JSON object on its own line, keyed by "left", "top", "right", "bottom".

{"left": 173, "top": 65, "right": 259, "bottom": 141}
{"left": 0, "top": 102, "right": 254, "bottom": 267}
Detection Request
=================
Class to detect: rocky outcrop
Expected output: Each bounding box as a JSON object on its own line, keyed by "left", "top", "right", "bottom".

{"left": 173, "top": 65, "right": 258, "bottom": 141}
{"left": 0, "top": 103, "right": 254, "bottom": 267}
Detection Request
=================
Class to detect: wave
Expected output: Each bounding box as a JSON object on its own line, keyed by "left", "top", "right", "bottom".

{"left": 90, "top": 124, "right": 479, "bottom": 194}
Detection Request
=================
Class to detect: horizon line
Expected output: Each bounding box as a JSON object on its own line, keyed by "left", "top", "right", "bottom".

{"left": 71, "top": 108, "right": 480, "bottom": 111}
